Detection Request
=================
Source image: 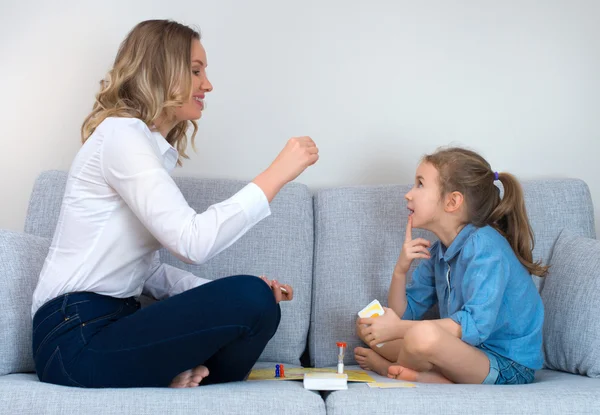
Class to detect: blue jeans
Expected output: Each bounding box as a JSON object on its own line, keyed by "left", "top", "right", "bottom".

{"left": 480, "top": 346, "right": 536, "bottom": 385}
{"left": 32, "top": 275, "right": 281, "bottom": 388}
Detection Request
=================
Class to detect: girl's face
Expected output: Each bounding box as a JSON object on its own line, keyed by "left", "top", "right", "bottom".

{"left": 404, "top": 162, "right": 445, "bottom": 231}
{"left": 174, "top": 39, "right": 213, "bottom": 122}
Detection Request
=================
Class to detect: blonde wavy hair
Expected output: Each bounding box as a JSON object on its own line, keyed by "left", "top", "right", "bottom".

{"left": 81, "top": 20, "right": 200, "bottom": 165}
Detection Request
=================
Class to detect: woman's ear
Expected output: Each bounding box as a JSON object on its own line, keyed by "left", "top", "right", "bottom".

{"left": 444, "top": 191, "right": 464, "bottom": 214}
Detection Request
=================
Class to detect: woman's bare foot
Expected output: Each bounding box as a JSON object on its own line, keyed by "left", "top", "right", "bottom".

{"left": 169, "top": 365, "right": 209, "bottom": 388}
{"left": 354, "top": 347, "right": 393, "bottom": 376}
{"left": 388, "top": 365, "right": 453, "bottom": 384}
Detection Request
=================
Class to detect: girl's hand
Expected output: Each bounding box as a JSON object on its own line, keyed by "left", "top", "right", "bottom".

{"left": 355, "top": 317, "right": 368, "bottom": 343}
{"left": 395, "top": 215, "right": 431, "bottom": 275}
{"left": 357, "top": 307, "right": 403, "bottom": 347}
{"left": 258, "top": 276, "right": 294, "bottom": 304}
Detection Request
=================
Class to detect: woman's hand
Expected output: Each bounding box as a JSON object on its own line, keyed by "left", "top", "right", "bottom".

{"left": 269, "top": 136, "right": 319, "bottom": 183}
{"left": 258, "top": 276, "right": 294, "bottom": 304}
{"left": 253, "top": 136, "right": 319, "bottom": 202}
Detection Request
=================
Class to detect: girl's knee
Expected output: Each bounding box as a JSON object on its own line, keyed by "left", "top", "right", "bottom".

{"left": 404, "top": 321, "right": 442, "bottom": 356}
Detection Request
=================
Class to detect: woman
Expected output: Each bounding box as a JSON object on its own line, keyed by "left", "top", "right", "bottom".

{"left": 31, "top": 19, "right": 318, "bottom": 388}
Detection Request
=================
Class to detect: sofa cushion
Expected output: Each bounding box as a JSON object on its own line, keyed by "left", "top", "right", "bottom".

{"left": 324, "top": 368, "right": 600, "bottom": 415}
{"left": 310, "top": 179, "right": 596, "bottom": 367}
{"left": 0, "top": 230, "right": 50, "bottom": 375}
{"left": 24, "top": 171, "right": 314, "bottom": 366}
{"left": 0, "top": 370, "right": 326, "bottom": 415}
{"left": 542, "top": 230, "right": 600, "bottom": 377}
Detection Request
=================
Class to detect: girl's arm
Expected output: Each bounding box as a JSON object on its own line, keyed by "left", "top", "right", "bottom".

{"left": 389, "top": 216, "right": 437, "bottom": 319}
{"left": 395, "top": 254, "right": 437, "bottom": 321}
{"left": 388, "top": 267, "right": 408, "bottom": 317}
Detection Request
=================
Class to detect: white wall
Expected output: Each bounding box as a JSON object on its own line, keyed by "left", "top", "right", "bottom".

{"left": 1, "top": 0, "right": 599, "bottom": 235}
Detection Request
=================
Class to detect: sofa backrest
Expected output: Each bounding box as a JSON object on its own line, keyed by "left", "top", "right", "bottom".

{"left": 23, "top": 172, "right": 598, "bottom": 368}
{"left": 309, "top": 179, "right": 596, "bottom": 367}
{"left": 24, "top": 170, "right": 314, "bottom": 366}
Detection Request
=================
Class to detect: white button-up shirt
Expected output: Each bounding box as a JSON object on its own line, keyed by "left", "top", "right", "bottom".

{"left": 32, "top": 117, "right": 270, "bottom": 315}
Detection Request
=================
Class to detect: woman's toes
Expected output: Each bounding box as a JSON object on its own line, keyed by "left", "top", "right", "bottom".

{"left": 170, "top": 366, "right": 209, "bottom": 388}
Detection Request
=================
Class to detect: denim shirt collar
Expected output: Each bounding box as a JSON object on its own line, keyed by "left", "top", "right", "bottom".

{"left": 437, "top": 223, "right": 478, "bottom": 263}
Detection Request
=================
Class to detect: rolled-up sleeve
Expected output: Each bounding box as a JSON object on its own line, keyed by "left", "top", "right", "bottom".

{"left": 101, "top": 123, "right": 271, "bottom": 265}
{"left": 449, "top": 242, "right": 509, "bottom": 346}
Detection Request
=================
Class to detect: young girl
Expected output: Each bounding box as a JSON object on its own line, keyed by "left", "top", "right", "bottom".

{"left": 31, "top": 20, "right": 318, "bottom": 388}
{"left": 354, "top": 147, "right": 546, "bottom": 384}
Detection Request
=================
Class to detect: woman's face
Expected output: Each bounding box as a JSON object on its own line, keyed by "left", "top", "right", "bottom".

{"left": 174, "top": 39, "right": 213, "bottom": 122}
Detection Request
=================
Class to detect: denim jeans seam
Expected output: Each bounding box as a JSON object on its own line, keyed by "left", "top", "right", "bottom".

{"left": 33, "top": 309, "right": 61, "bottom": 334}
{"left": 42, "top": 346, "right": 87, "bottom": 388}
{"left": 35, "top": 314, "right": 81, "bottom": 357}
{"left": 57, "top": 350, "right": 87, "bottom": 388}
{"left": 81, "top": 303, "right": 125, "bottom": 327}
{"left": 500, "top": 370, "right": 518, "bottom": 385}
{"left": 34, "top": 300, "right": 91, "bottom": 334}
{"left": 65, "top": 300, "right": 91, "bottom": 308}
{"left": 511, "top": 362, "right": 534, "bottom": 384}
{"left": 35, "top": 296, "right": 66, "bottom": 316}
{"left": 41, "top": 347, "right": 60, "bottom": 382}
{"left": 75, "top": 305, "right": 88, "bottom": 346}
{"left": 491, "top": 357, "right": 534, "bottom": 385}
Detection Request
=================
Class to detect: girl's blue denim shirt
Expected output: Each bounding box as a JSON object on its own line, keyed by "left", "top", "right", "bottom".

{"left": 402, "top": 224, "right": 544, "bottom": 370}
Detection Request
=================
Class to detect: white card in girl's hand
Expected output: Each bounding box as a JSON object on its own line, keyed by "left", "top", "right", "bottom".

{"left": 358, "top": 299, "right": 385, "bottom": 318}
{"left": 357, "top": 300, "right": 385, "bottom": 348}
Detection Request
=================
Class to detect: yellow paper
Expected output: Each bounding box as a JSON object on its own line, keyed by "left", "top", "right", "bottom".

{"left": 247, "top": 367, "right": 376, "bottom": 383}
{"left": 358, "top": 299, "right": 385, "bottom": 318}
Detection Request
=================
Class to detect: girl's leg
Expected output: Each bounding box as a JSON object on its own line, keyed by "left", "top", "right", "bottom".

{"left": 70, "top": 275, "right": 280, "bottom": 387}
{"left": 355, "top": 317, "right": 404, "bottom": 359}
{"left": 387, "top": 321, "right": 489, "bottom": 384}
{"left": 354, "top": 340, "right": 404, "bottom": 376}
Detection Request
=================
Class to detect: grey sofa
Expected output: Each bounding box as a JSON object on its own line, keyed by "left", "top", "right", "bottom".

{"left": 1, "top": 170, "right": 599, "bottom": 414}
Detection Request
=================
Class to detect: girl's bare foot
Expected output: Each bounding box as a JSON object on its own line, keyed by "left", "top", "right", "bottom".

{"left": 387, "top": 365, "right": 453, "bottom": 384}
{"left": 354, "top": 347, "right": 393, "bottom": 377}
{"left": 169, "top": 365, "right": 209, "bottom": 388}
